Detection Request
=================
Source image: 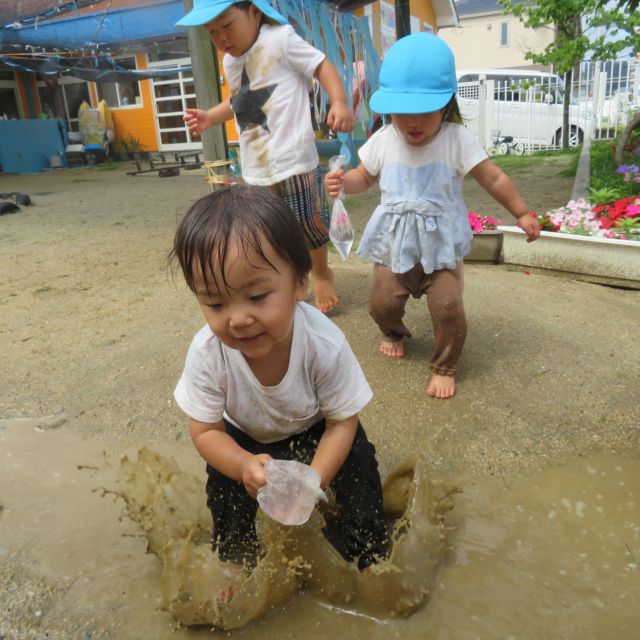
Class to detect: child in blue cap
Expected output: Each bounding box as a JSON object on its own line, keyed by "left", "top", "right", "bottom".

{"left": 177, "top": 0, "right": 354, "bottom": 314}
{"left": 325, "top": 33, "right": 540, "bottom": 399}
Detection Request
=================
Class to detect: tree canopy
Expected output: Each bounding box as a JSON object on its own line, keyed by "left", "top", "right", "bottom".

{"left": 499, "top": 0, "right": 639, "bottom": 148}
{"left": 498, "top": 0, "right": 639, "bottom": 74}
{"left": 607, "top": 0, "right": 638, "bottom": 12}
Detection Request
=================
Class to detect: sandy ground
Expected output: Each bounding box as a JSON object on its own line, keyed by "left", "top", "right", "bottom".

{"left": 1, "top": 156, "right": 639, "bottom": 636}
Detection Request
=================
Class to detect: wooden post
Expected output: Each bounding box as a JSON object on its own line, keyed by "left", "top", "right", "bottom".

{"left": 395, "top": 0, "right": 411, "bottom": 39}
{"left": 183, "top": 0, "right": 228, "bottom": 161}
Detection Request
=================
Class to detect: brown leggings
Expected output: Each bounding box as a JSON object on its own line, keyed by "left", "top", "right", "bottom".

{"left": 369, "top": 262, "right": 466, "bottom": 376}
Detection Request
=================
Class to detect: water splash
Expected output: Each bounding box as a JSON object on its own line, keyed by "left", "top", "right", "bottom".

{"left": 114, "top": 448, "right": 457, "bottom": 629}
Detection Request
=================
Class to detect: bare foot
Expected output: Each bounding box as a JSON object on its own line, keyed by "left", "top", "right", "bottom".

{"left": 310, "top": 245, "right": 338, "bottom": 313}
{"left": 380, "top": 338, "right": 404, "bottom": 358}
{"left": 427, "top": 373, "right": 456, "bottom": 399}
{"left": 218, "top": 562, "right": 244, "bottom": 604}
{"left": 218, "top": 583, "right": 236, "bottom": 604}
{"left": 313, "top": 274, "right": 339, "bottom": 313}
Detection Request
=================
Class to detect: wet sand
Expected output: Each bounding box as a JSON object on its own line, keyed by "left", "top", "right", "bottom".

{"left": 1, "top": 159, "right": 639, "bottom": 637}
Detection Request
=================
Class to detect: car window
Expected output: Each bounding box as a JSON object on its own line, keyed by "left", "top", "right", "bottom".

{"left": 456, "top": 72, "right": 567, "bottom": 105}
{"left": 488, "top": 75, "right": 512, "bottom": 101}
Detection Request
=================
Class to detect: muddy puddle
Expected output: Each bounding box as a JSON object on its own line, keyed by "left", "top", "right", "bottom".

{"left": 1, "top": 420, "right": 638, "bottom": 639}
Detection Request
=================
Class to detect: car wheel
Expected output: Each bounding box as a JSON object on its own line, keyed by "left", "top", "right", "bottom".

{"left": 554, "top": 127, "right": 584, "bottom": 147}
{"left": 569, "top": 127, "right": 584, "bottom": 147}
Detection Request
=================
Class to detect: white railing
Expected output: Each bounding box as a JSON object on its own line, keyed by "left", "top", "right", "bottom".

{"left": 457, "top": 59, "right": 639, "bottom": 154}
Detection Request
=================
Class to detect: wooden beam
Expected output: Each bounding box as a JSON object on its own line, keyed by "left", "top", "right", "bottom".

{"left": 395, "top": 0, "right": 411, "bottom": 39}
{"left": 184, "top": 0, "right": 228, "bottom": 162}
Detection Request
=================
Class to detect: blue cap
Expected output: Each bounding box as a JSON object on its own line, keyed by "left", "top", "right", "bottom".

{"left": 370, "top": 33, "right": 457, "bottom": 115}
{"left": 176, "top": 0, "right": 287, "bottom": 28}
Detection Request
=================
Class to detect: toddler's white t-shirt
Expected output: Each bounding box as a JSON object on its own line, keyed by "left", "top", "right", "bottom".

{"left": 174, "top": 302, "right": 372, "bottom": 444}
{"left": 223, "top": 24, "right": 324, "bottom": 185}
{"left": 356, "top": 122, "right": 488, "bottom": 273}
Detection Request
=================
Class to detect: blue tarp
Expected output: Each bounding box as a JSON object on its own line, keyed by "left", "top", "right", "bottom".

{"left": 0, "top": 119, "right": 68, "bottom": 173}
{"left": 0, "top": 55, "right": 190, "bottom": 80}
{"left": 0, "top": 0, "right": 380, "bottom": 126}
{"left": 0, "top": 0, "right": 185, "bottom": 50}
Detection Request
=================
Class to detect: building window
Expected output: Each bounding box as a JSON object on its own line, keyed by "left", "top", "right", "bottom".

{"left": 96, "top": 56, "right": 141, "bottom": 108}
{"left": 37, "top": 75, "right": 91, "bottom": 131}
{"left": 0, "top": 87, "right": 20, "bottom": 119}
{"left": 500, "top": 22, "right": 509, "bottom": 47}
{"left": 147, "top": 39, "right": 190, "bottom": 63}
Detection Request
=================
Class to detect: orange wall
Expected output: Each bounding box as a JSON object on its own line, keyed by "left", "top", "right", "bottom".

{"left": 30, "top": 74, "right": 42, "bottom": 115}
{"left": 219, "top": 50, "right": 239, "bottom": 143}
{"left": 358, "top": 1, "right": 438, "bottom": 53}
{"left": 14, "top": 72, "right": 45, "bottom": 119}
{"left": 16, "top": 72, "right": 30, "bottom": 118}
{"left": 410, "top": 0, "right": 437, "bottom": 32}
{"left": 96, "top": 50, "right": 236, "bottom": 150}
{"left": 105, "top": 53, "right": 158, "bottom": 152}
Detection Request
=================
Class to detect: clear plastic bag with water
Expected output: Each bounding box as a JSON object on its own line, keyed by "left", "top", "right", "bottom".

{"left": 327, "top": 154, "right": 355, "bottom": 261}
{"left": 257, "top": 459, "right": 328, "bottom": 526}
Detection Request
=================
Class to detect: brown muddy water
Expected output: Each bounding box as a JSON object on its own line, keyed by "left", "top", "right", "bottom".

{"left": 1, "top": 419, "right": 638, "bottom": 639}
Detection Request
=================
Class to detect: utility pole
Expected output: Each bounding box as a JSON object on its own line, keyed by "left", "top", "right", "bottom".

{"left": 395, "top": 0, "right": 411, "bottom": 39}
{"left": 183, "top": 0, "right": 227, "bottom": 161}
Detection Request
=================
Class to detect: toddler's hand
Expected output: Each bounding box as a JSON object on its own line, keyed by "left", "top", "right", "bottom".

{"left": 183, "top": 108, "right": 212, "bottom": 136}
{"left": 324, "top": 168, "right": 344, "bottom": 198}
{"left": 518, "top": 212, "right": 542, "bottom": 243}
{"left": 240, "top": 453, "right": 271, "bottom": 498}
{"left": 326, "top": 101, "right": 354, "bottom": 133}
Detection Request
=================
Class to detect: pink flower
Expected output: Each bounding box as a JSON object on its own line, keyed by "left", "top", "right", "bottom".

{"left": 468, "top": 212, "right": 484, "bottom": 232}
{"left": 468, "top": 211, "right": 501, "bottom": 232}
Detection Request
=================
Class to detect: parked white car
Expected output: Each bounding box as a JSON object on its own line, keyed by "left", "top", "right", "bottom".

{"left": 456, "top": 68, "right": 593, "bottom": 148}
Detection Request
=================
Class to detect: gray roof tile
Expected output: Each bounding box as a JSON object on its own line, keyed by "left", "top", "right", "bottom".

{"left": 455, "top": 0, "right": 503, "bottom": 16}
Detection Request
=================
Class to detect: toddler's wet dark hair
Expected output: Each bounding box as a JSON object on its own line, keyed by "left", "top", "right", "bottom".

{"left": 171, "top": 184, "right": 312, "bottom": 294}
{"left": 442, "top": 95, "right": 463, "bottom": 124}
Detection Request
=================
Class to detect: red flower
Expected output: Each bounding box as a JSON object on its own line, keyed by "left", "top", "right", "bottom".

{"left": 596, "top": 217, "right": 615, "bottom": 229}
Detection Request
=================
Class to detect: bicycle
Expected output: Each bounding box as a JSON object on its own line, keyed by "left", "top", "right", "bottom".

{"left": 487, "top": 131, "right": 525, "bottom": 156}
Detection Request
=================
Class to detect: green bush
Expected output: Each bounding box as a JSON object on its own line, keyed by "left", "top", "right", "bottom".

{"left": 590, "top": 132, "right": 640, "bottom": 202}
{"left": 113, "top": 134, "right": 143, "bottom": 159}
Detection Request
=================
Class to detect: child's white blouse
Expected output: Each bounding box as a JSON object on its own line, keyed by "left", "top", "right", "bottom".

{"left": 174, "top": 302, "right": 372, "bottom": 444}
{"left": 356, "top": 122, "right": 488, "bottom": 274}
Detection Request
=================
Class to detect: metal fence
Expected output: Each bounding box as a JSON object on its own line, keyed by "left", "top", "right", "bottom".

{"left": 457, "top": 58, "right": 639, "bottom": 154}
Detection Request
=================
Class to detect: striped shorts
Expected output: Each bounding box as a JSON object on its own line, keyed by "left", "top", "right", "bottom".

{"left": 271, "top": 167, "right": 329, "bottom": 250}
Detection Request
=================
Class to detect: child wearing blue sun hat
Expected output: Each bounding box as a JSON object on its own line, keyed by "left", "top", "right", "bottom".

{"left": 177, "top": 0, "right": 353, "bottom": 314}
{"left": 325, "top": 33, "right": 541, "bottom": 399}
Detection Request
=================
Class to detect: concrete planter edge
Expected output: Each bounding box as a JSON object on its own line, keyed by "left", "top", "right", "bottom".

{"left": 466, "top": 230, "right": 503, "bottom": 264}
{"left": 498, "top": 225, "right": 640, "bottom": 289}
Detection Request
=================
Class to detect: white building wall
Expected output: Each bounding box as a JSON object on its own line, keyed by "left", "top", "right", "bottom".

{"left": 439, "top": 13, "right": 554, "bottom": 70}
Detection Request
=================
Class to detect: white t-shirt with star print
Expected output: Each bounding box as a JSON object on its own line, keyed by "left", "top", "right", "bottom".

{"left": 223, "top": 24, "right": 324, "bottom": 185}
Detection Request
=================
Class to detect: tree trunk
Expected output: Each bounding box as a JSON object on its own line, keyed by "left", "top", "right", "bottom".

{"left": 615, "top": 111, "right": 640, "bottom": 165}
{"left": 558, "top": 14, "right": 581, "bottom": 149}
{"left": 184, "top": 0, "right": 227, "bottom": 162}
{"left": 562, "top": 68, "right": 572, "bottom": 149}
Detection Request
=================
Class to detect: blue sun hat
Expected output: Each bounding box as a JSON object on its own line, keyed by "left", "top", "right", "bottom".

{"left": 176, "top": 0, "right": 287, "bottom": 27}
{"left": 370, "top": 32, "right": 457, "bottom": 115}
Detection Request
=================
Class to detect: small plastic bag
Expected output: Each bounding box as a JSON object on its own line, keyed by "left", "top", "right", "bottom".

{"left": 257, "top": 459, "right": 328, "bottom": 526}
{"left": 328, "top": 154, "right": 355, "bottom": 261}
